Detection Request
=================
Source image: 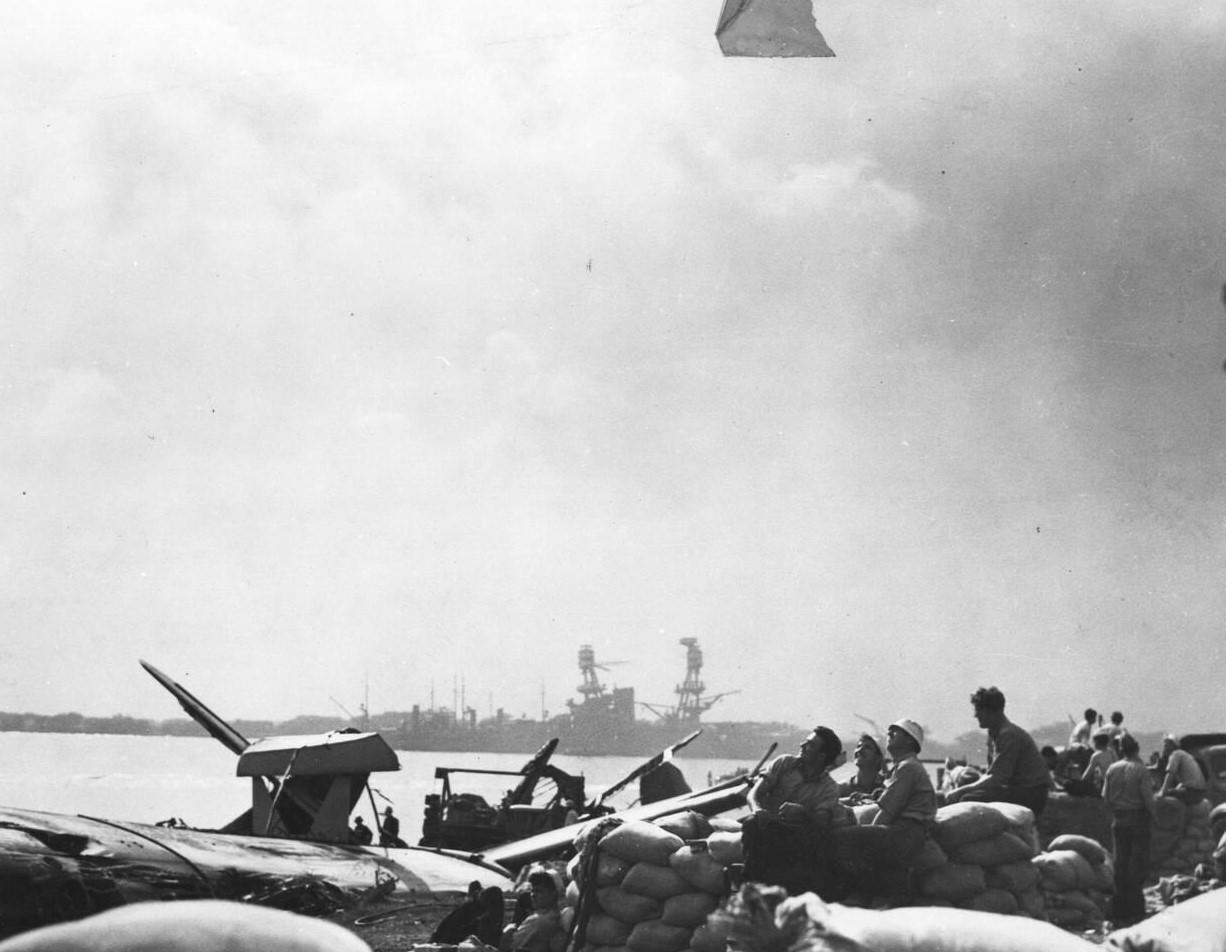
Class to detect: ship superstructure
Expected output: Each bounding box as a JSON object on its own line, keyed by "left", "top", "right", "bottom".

{"left": 390, "top": 640, "right": 803, "bottom": 759}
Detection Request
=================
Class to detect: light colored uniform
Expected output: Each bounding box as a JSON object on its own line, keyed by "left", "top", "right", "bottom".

{"left": 754, "top": 754, "right": 839, "bottom": 818}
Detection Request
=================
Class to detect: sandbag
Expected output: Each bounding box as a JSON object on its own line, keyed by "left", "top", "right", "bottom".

{"left": 1047, "top": 833, "right": 1108, "bottom": 867}
{"left": 689, "top": 920, "right": 731, "bottom": 952}
{"left": 584, "top": 913, "right": 633, "bottom": 947}
{"left": 949, "top": 831, "right": 1036, "bottom": 866}
{"left": 993, "top": 801, "right": 1038, "bottom": 847}
{"left": 707, "top": 817, "right": 744, "bottom": 833}
{"left": 622, "top": 862, "right": 692, "bottom": 901}
{"left": 660, "top": 892, "right": 720, "bottom": 928}
{"left": 1092, "top": 857, "right": 1115, "bottom": 893}
{"left": 985, "top": 860, "right": 1040, "bottom": 894}
{"left": 776, "top": 892, "right": 1096, "bottom": 952}
{"left": 596, "top": 886, "right": 664, "bottom": 924}
{"left": 0, "top": 900, "right": 372, "bottom": 952}
{"left": 1187, "top": 798, "right": 1212, "bottom": 822}
{"left": 567, "top": 879, "right": 582, "bottom": 906}
{"left": 1034, "top": 849, "right": 1095, "bottom": 892}
{"left": 932, "top": 802, "right": 1010, "bottom": 851}
{"left": 1017, "top": 885, "right": 1046, "bottom": 919}
{"left": 1106, "top": 887, "right": 1226, "bottom": 952}
{"left": 560, "top": 906, "right": 575, "bottom": 934}
{"left": 1055, "top": 889, "right": 1102, "bottom": 918}
{"left": 1154, "top": 797, "right": 1187, "bottom": 831}
{"left": 910, "top": 837, "right": 949, "bottom": 873}
{"left": 706, "top": 831, "right": 744, "bottom": 866}
{"left": 918, "top": 862, "right": 987, "bottom": 902}
{"left": 959, "top": 887, "right": 1020, "bottom": 916}
{"left": 853, "top": 803, "right": 881, "bottom": 825}
{"left": 1045, "top": 906, "right": 1088, "bottom": 927}
{"left": 626, "top": 920, "right": 693, "bottom": 952}
{"left": 595, "top": 853, "right": 632, "bottom": 887}
{"left": 601, "top": 821, "right": 686, "bottom": 866}
{"left": 669, "top": 845, "right": 728, "bottom": 894}
{"left": 655, "top": 812, "right": 712, "bottom": 841}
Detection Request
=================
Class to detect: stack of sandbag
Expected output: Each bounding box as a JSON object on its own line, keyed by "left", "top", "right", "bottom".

{"left": 565, "top": 814, "right": 732, "bottom": 952}
{"left": 1031, "top": 835, "right": 1114, "bottom": 931}
{"left": 708, "top": 882, "right": 1096, "bottom": 952}
{"left": 1151, "top": 796, "right": 1217, "bottom": 877}
{"left": 917, "top": 802, "right": 1044, "bottom": 917}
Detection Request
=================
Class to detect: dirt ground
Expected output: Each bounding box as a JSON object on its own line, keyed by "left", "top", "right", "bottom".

{"left": 327, "top": 901, "right": 445, "bottom": 952}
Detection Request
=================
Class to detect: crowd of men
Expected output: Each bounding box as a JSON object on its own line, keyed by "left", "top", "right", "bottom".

{"left": 742, "top": 687, "right": 1208, "bottom": 927}
{"left": 420, "top": 685, "right": 1208, "bottom": 942}
{"left": 741, "top": 685, "right": 1054, "bottom": 904}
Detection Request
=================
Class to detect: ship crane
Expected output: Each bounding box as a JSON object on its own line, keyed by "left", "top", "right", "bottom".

{"left": 576, "top": 644, "right": 627, "bottom": 700}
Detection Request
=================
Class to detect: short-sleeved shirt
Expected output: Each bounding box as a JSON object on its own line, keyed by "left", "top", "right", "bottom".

{"left": 755, "top": 754, "right": 840, "bottom": 817}
{"left": 508, "top": 909, "right": 563, "bottom": 952}
{"left": 1165, "top": 748, "right": 1206, "bottom": 791}
{"left": 1069, "top": 721, "right": 1094, "bottom": 747}
{"left": 1083, "top": 748, "right": 1118, "bottom": 785}
{"left": 875, "top": 756, "right": 937, "bottom": 826}
{"left": 838, "top": 771, "right": 885, "bottom": 798}
{"left": 987, "top": 718, "right": 1051, "bottom": 788}
{"left": 1103, "top": 758, "right": 1156, "bottom": 815}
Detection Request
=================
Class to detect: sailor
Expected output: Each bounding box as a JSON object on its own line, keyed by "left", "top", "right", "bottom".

{"left": 742, "top": 726, "right": 844, "bottom": 897}
{"left": 1080, "top": 729, "right": 1118, "bottom": 791}
{"left": 1106, "top": 710, "right": 1130, "bottom": 755}
{"left": 350, "top": 816, "right": 373, "bottom": 845}
{"left": 943, "top": 686, "right": 1050, "bottom": 816}
{"left": 432, "top": 881, "right": 483, "bottom": 944}
{"left": 1103, "top": 733, "right": 1156, "bottom": 927}
{"left": 833, "top": 718, "right": 936, "bottom": 899}
{"left": 379, "top": 806, "right": 404, "bottom": 847}
{"left": 499, "top": 870, "right": 564, "bottom": 952}
{"left": 1068, "top": 708, "right": 1098, "bottom": 748}
{"left": 838, "top": 733, "right": 887, "bottom": 802}
{"left": 1158, "top": 735, "right": 1207, "bottom": 805}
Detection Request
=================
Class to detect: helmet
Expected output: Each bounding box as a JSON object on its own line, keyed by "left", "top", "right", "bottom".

{"left": 889, "top": 718, "right": 924, "bottom": 752}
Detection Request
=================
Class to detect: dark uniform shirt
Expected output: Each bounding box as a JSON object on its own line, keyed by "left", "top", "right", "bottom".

{"left": 988, "top": 718, "right": 1051, "bottom": 788}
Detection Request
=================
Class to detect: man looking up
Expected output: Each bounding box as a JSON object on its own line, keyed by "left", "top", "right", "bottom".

{"left": 748, "top": 725, "right": 843, "bottom": 826}
{"left": 743, "top": 726, "right": 844, "bottom": 896}
{"left": 943, "top": 686, "right": 1051, "bottom": 816}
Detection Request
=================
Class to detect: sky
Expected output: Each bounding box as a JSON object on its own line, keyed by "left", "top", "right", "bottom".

{"left": 2, "top": 1, "right": 1225, "bottom": 746}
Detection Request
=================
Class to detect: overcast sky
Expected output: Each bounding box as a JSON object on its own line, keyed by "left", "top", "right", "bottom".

{"left": 2, "top": 1, "right": 1224, "bottom": 745}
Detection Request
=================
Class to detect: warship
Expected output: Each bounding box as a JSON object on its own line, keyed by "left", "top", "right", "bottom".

{"left": 389, "top": 639, "right": 805, "bottom": 760}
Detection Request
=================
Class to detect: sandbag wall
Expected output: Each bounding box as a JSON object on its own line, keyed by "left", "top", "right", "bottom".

{"left": 1031, "top": 836, "right": 1114, "bottom": 931}
{"left": 1039, "top": 792, "right": 1218, "bottom": 879}
{"left": 913, "top": 802, "right": 1047, "bottom": 917}
{"left": 564, "top": 813, "right": 741, "bottom": 952}
{"left": 1150, "top": 797, "right": 1216, "bottom": 878}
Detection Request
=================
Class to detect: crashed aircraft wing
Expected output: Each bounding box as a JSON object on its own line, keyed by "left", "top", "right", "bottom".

{"left": 715, "top": 0, "right": 835, "bottom": 58}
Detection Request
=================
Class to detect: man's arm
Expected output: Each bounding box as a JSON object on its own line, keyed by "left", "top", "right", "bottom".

{"left": 1141, "top": 768, "right": 1158, "bottom": 817}
{"left": 873, "top": 765, "right": 915, "bottom": 825}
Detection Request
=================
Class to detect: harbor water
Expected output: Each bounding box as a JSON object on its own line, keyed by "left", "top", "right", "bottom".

{"left": 0, "top": 732, "right": 790, "bottom": 839}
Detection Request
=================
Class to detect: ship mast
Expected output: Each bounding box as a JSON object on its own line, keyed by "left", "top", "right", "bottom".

{"left": 670, "top": 638, "right": 738, "bottom": 723}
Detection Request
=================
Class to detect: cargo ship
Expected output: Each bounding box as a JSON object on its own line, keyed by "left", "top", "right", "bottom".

{"left": 387, "top": 639, "right": 805, "bottom": 760}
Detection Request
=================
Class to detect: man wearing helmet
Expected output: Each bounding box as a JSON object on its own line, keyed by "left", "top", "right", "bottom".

{"left": 833, "top": 718, "right": 936, "bottom": 899}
